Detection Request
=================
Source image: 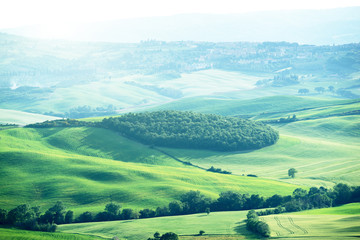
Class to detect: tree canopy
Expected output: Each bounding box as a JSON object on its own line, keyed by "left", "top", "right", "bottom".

{"left": 101, "top": 111, "right": 279, "bottom": 151}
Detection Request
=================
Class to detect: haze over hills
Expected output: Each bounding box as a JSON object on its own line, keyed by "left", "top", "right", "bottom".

{"left": 1, "top": 4, "right": 360, "bottom": 240}
{"left": 2, "top": 7, "right": 360, "bottom": 45}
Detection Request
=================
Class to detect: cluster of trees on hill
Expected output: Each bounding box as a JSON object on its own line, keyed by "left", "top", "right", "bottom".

{"left": 100, "top": 111, "right": 279, "bottom": 151}
{"left": 25, "top": 119, "right": 95, "bottom": 128}
{"left": 0, "top": 201, "right": 70, "bottom": 232}
{"left": 147, "top": 232, "right": 179, "bottom": 240}
{"left": 2, "top": 183, "right": 358, "bottom": 233}
{"left": 207, "top": 166, "right": 232, "bottom": 174}
{"left": 298, "top": 86, "right": 360, "bottom": 99}
{"left": 44, "top": 105, "right": 118, "bottom": 118}
{"left": 246, "top": 210, "right": 270, "bottom": 237}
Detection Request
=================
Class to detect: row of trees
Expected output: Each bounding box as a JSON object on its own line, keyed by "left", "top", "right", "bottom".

{"left": 1, "top": 183, "right": 359, "bottom": 232}
{"left": 206, "top": 166, "right": 232, "bottom": 174}
{"left": 70, "top": 183, "right": 360, "bottom": 224}
{"left": 0, "top": 202, "right": 69, "bottom": 232}
{"left": 100, "top": 111, "right": 279, "bottom": 151}
{"left": 147, "top": 232, "right": 179, "bottom": 240}
{"left": 25, "top": 119, "right": 94, "bottom": 128}
{"left": 298, "top": 86, "right": 359, "bottom": 99}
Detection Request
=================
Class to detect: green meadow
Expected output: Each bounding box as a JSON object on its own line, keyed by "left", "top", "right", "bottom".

{"left": 0, "top": 227, "right": 102, "bottom": 240}
{"left": 262, "top": 213, "right": 360, "bottom": 239}
{"left": 0, "top": 127, "right": 298, "bottom": 213}
{"left": 58, "top": 203, "right": 360, "bottom": 240}
{"left": 0, "top": 109, "right": 59, "bottom": 126}
{"left": 58, "top": 210, "right": 252, "bottom": 240}
{"left": 152, "top": 97, "right": 360, "bottom": 187}
{"left": 294, "top": 202, "right": 360, "bottom": 215}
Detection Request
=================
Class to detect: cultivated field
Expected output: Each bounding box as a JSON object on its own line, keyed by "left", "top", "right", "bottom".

{"left": 262, "top": 214, "right": 360, "bottom": 239}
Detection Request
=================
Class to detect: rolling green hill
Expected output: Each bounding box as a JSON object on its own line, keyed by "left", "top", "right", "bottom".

{"left": 0, "top": 127, "right": 298, "bottom": 213}
{"left": 0, "top": 109, "right": 60, "bottom": 125}
{"left": 150, "top": 95, "right": 359, "bottom": 118}
{"left": 294, "top": 202, "right": 360, "bottom": 215}
{"left": 262, "top": 213, "right": 360, "bottom": 239}
{"left": 58, "top": 203, "right": 360, "bottom": 240}
{"left": 59, "top": 210, "right": 252, "bottom": 240}
{"left": 0, "top": 228, "right": 102, "bottom": 240}
{"left": 158, "top": 114, "right": 360, "bottom": 187}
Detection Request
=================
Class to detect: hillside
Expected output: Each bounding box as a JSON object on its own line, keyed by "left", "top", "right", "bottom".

{"left": 152, "top": 97, "right": 360, "bottom": 187}
{"left": 0, "top": 127, "right": 298, "bottom": 213}
{"left": 1, "top": 32, "right": 359, "bottom": 117}
{"left": 0, "top": 109, "right": 60, "bottom": 125}
{"left": 0, "top": 228, "right": 101, "bottom": 240}
{"left": 58, "top": 203, "right": 360, "bottom": 240}
{"left": 150, "top": 95, "right": 359, "bottom": 117}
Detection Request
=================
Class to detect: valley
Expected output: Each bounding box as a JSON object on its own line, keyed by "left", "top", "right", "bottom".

{"left": 0, "top": 20, "right": 359, "bottom": 239}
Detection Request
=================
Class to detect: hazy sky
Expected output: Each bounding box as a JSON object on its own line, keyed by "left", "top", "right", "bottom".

{"left": 1, "top": 0, "right": 360, "bottom": 29}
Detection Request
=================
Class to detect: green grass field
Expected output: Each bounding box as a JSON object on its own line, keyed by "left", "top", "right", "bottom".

{"left": 0, "top": 109, "right": 59, "bottom": 125}
{"left": 58, "top": 210, "right": 253, "bottom": 240}
{"left": 294, "top": 203, "right": 360, "bottom": 215}
{"left": 58, "top": 203, "right": 360, "bottom": 240}
{"left": 0, "top": 228, "right": 103, "bottom": 240}
{"left": 158, "top": 113, "right": 360, "bottom": 187}
{"left": 0, "top": 127, "right": 298, "bottom": 213}
{"left": 0, "top": 70, "right": 268, "bottom": 115}
{"left": 262, "top": 214, "right": 360, "bottom": 239}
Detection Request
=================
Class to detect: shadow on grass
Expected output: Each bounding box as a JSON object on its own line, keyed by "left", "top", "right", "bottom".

{"left": 233, "top": 222, "right": 260, "bottom": 239}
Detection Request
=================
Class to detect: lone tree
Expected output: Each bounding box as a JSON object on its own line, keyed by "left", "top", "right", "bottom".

{"left": 205, "top": 207, "right": 210, "bottom": 215}
{"left": 154, "top": 232, "right": 161, "bottom": 239}
{"left": 298, "top": 88, "right": 309, "bottom": 95}
{"left": 314, "top": 87, "right": 325, "bottom": 94}
{"left": 199, "top": 230, "right": 205, "bottom": 236}
{"left": 160, "top": 232, "right": 179, "bottom": 240}
{"left": 288, "top": 168, "right": 297, "bottom": 178}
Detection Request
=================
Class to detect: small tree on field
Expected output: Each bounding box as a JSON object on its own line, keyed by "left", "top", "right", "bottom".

{"left": 160, "top": 232, "right": 179, "bottom": 240}
{"left": 205, "top": 207, "right": 210, "bottom": 215}
{"left": 154, "top": 232, "right": 161, "bottom": 239}
{"left": 315, "top": 87, "right": 325, "bottom": 94}
{"left": 298, "top": 88, "right": 309, "bottom": 95}
{"left": 288, "top": 168, "right": 297, "bottom": 178}
{"left": 199, "top": 230, "right": 205, "bottom": 235}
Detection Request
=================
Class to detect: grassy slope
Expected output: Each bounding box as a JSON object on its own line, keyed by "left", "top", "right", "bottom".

{"left": 148, "top": 96, "right": 360, "bottom": 187}
{"left": 0, "top": 228, "right": 102, "bottom": 240}
{"left": 161, "top": 115, "right": 360, "bottom": 187}
{"left": 158, "top": 69, "right": 266, "bottom": 97}
{"left": 151, "top": 95, "right": 338, "bottom": 115}
{"left": 294, "top": 202, "right": 360, "bottom": 215}
{"left": 262, "top": 214, "right": 360, "bottom": 239}
{"left": 0, "top": 127, "right": 298, "bottom": 213}
{"left": 59, "top": 211, "right": 253, "bottom": 240}
{"left": 0, "top": 70, "right": 267, "bottom": 114}
{"left": 0, "top": 109, "right": 60, "bottom": 125}
{"left": 58, "top": 203, "right": 360, "bottom": 240}
{"left": 151, "top": 95, "right": 359, "bottom": 117}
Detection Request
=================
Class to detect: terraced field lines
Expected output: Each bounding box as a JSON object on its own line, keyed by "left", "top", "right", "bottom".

{"left": 288, "top": 216, "right": 308, "bottom": 234}
{"left": 274, "top": 216, "right": 294, "bottom": 235}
